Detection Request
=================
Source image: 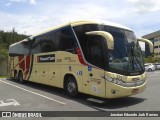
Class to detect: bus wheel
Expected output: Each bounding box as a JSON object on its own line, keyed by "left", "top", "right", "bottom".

{"left": 14, "top": 70, "right": 18, "bottom": 81}
{"left": 65, "top": 76, "right": 78, "bottom": 98}
{"left": 18, "top": 72, "right": 24, "bottom": 83}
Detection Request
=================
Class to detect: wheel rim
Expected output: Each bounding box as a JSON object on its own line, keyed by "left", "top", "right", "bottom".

{"left": 14, "top": 73, "right": 18, "bottom": 80}
{"left": 19, "top": 76, "right": 22, "bottom": 82}
{"left": 14, "top": 74, "right": 16, "bottom": 79}
{"left": 67, "top": 81, "right": 76, "bottom": 93}
{"left": 19, "top": 73, "right": 23, "bottom": 82}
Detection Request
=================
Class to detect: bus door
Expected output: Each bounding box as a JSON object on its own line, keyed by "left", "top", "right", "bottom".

{"left": 83, "top": 36, "right": 106, "bottom": 98}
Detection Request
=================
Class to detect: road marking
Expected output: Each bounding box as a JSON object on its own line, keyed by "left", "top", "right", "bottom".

{"left": 0, "top": 80, "right": 66, "bottom": 105}
{"left": 0, "top": 99, "right": 20, "bottom": 107}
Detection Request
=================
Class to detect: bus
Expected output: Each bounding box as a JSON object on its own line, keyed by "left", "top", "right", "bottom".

{"left": 9, "top": 20, "right": 153, "bottom": 101}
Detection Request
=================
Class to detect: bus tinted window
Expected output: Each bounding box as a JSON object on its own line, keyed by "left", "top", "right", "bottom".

{"left": 73, "top": 24, "right": 100, "bottom": 58}
{"left": 58, "top": 27, "right": 77, "bottom": 53}
{"left": 86, "top": 36, "right": 105, "bottom": 68}
{"left": 32, "top": 31, "right": 58, "bottom": 54}
{"left": 31, "top": 37, "right": 41, "bottom": 54}
{"left": 73, "top": 24, "right": 105, "bottom": 68}
{"left": 31, "top": 26, "right": 76, "bottom": 54}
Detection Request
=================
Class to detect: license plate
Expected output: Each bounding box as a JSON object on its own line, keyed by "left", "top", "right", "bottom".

{"left": 132, "top": 89, "right": 139, "bottom": 94}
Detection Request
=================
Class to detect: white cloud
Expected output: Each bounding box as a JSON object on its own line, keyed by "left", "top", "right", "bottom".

{"left": 38, "top": 2, "right": 128, "bottom": 25}
{"left": 128, "top": 0, "right": 160, "bottom": 13}
{"left": 30, "top": 0, "right": 36, "bottom": 4}
{"left": 2, "top": 0, "right": 159, "bottom": 50}
{"left": 32, "top": 16, "right": 49, "bottom": 22}
{"left": 10, "top": 0, "right": 26, "bottom": 2}
{"left": 9, "top": 0, "right": 36, "bottom": 5}
{"left": 5, "top": 3, "right": 12, "bottom": 6}
{"left": 1, "top": 0, "right": 160, "bottom": 40}
{"left": 0, "top": 12, "right": 50, "bottom": 35}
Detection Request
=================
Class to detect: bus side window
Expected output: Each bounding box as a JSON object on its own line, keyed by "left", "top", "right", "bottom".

{"left": 86, "top": 36, "right": 104, "bottom": 69}
{"left": 58, "top": 27, "right": 77, "bottom": 54}
{"left": 21, "top": 40, "right": 30, "bottom": 55}
{"left": 31, "top": 32, "right": 59, "bottom": 54}
{"left": 31, "top": 37, "right": 41, "bottom": 54}
{"left": 39, "top": 33, "right": 57, "bottom": 53}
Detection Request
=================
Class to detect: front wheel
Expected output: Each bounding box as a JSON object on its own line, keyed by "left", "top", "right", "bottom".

{"left": 65, "top": 76, "right": 78, "bottom": 98}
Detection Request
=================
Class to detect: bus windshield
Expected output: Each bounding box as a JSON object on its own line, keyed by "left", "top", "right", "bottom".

{"left": 108, "top": 29, "right": 144, "bottom": 75}
{"left": 73, "top": 24, "right": 144, "bottom": 75}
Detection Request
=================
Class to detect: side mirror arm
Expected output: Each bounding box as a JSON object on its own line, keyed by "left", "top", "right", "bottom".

{"left": 138, "top": 38, "right": 153, "bottom": 53}
{"left": 85, "top": 31, "right": 114, "bottom": 50}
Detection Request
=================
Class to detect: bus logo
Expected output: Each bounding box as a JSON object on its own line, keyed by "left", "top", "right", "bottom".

{"left": 37, "top": 54, "right": 55, "bottom": 63}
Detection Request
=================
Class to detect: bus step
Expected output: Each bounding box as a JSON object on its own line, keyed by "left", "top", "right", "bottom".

{"left": 87, "top": 98, "right": 105, "bottom": 104}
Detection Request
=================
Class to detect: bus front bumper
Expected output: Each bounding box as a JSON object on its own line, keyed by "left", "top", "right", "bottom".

{"left": 105, "top": 81, "right": 147, "bottom": 99}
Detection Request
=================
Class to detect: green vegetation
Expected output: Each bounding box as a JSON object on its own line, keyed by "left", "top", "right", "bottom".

{"left": 0, "top": 29, "right": 28, "bottom": 64}
{"left": 144, "top": 53, "right": 160, "bottom": 63}
{"left": 0, "top": 29, "right": 28, "bottom": 49}
{"left": 0, "top": 76, "right": 7, "bottom": 78}
{"left": 0, "top": 29, "right": 28, "bottom": 76}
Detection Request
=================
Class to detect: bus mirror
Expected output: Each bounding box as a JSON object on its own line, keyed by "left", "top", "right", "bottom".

{"left": 86, "top": 31, "right": 114, "bottom": 50}
{"left": 138, "top": 38, "right": 153, "bottom": 53}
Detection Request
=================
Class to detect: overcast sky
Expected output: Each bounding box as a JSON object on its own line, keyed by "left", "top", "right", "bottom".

{"left": 0, "top": 0, "right": 160, "bottom": 49}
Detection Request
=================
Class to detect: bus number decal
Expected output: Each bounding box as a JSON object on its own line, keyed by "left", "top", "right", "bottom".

{"left": 91, "top": 85, "right": 97, "bottom": 92}
{"left": 77, "top": 71, "right": 82, "bottom": 75}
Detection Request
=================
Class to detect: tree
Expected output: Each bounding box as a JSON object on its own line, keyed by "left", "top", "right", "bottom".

{"left": 0, "top": 29, "right": 28, "bottom": 76}
{"left": 144, "top": 53, "right": 160, "bottom": 63}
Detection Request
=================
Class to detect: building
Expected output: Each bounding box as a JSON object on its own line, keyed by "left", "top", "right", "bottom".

{"left": 142, "top": 30, "right": 160, "bottom": 58}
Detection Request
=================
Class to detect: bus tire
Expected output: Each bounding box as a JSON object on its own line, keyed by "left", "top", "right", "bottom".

{"left": 18, "top": 71, "right": 24, "bottom": 83}
{"left": 14, "top": 70, "right": 18, "bottom": 81}
{"left": 64, "top": 76, "right": 78, "bottom": 98}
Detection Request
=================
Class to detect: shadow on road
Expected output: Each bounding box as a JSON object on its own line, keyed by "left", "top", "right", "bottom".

{"left": 5, "top": 78, "right": 146, "bottom": 111}
{"left": 87, "top": 97, "right": 146, "bottom": 111}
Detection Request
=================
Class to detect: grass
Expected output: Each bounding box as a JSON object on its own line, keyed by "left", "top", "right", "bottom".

{"left": 0, "top": 76, "right": 7, "bottom": 78}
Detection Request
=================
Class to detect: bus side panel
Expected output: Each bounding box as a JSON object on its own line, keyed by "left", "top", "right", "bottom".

{"left": 30, "top": 53, "right": 61, "bottom": 87}
{"left": 9, "top": 55, "right": 33, "bottom": 80}
{"left": 60, "top": 65, "right": 82, "bottom": 92}
{"left": 9, "top": 56, "right": 14, "bottom": 78}
{"left": 58, "top": 51, "right": 83, "bottom": 92}
{"left": 79, "top": 65, "right": 106, "bottom": 98}
{"left": 9, "top": 56, "right": 21, "bottom": 78}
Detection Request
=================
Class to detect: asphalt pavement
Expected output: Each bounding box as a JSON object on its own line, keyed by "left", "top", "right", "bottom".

{"left": 0, "top": 70, "right": 159, "bottom": 120}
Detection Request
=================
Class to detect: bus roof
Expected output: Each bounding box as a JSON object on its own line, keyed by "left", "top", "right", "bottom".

{"left": 9, "top": 20, "right": 132, "bottom": 52}
{"left": 71, "top": 20, "right": 132, "bottom": 30}
{"left": 31, "top": 20, "right": 132, "bottom": 38}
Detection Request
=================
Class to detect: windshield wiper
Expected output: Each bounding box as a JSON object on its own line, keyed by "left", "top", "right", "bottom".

{"left": 127, "top": 42, "right": 135, "bottom": 71}
{"left": 127, "top": 42, "right": 143, "bottom": 71}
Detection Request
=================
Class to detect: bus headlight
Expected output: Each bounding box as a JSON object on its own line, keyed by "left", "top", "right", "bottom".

{"left": 103, "top": 75, "right": 145, "bottom": 87}
{"left": 104, "top": 76, "right": 123, "bottom": 85}
{"left": 112, "top": 79, "right": 123, "bottom": 85}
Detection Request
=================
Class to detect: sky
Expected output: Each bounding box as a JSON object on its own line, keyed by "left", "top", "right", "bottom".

{"left": 0, "top": 0, "right": 160, "bottom": 49}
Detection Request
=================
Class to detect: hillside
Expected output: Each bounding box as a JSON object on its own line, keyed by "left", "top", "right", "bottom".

{"left": 0, "top": 29, "right": 28, "bottom": 65}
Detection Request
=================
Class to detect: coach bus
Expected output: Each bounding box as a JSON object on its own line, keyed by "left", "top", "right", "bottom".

{"left": 9, "top": 20, "right": 153, "bottom": 101}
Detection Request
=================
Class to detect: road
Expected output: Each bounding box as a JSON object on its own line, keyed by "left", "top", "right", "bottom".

{"left": 0, "top": 71, "right": 159, "bottom": 120}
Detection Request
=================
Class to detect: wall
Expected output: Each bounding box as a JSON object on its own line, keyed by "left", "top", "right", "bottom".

{"left": 0, "top": 60, "right": 8, "bottom": 76}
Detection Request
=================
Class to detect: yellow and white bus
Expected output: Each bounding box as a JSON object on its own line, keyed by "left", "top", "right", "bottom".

{"left": 9, "top": 20, "right": 153, "bottom": 100}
